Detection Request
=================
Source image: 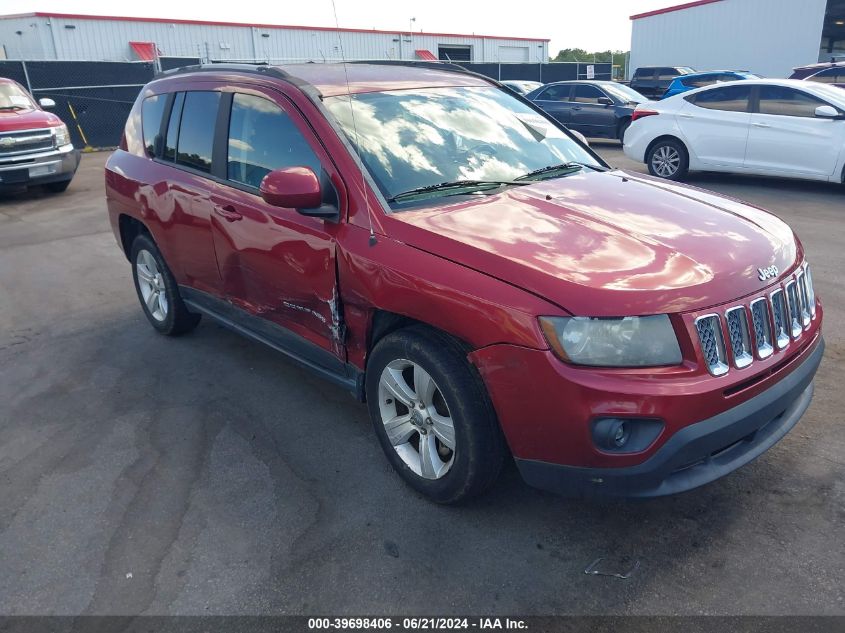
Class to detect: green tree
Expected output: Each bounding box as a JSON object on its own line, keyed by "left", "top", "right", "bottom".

{"left": 551, "top": 49, "right": 628, "bottom": 63}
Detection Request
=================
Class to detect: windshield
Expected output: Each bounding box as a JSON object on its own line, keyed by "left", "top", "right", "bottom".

{"left": 601, "top": 83, "right": 647, "bottom": 103}
{"left": 0, "top": 82, "right": 35, "bottom": 109}
{"left": 325, "top": 86, "right": 602, "bottom": 206}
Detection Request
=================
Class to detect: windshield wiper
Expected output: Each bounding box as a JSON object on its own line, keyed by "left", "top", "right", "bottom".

{"left": 515, "top": 161, "right": 607, "bottom": 181}
{"left": 0, "top": 105, "right": 25, "bottom": 111}
{"left": 386, "top": 179, "right": 528, "bottom": 203}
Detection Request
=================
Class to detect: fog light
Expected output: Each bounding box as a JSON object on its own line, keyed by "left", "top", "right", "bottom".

{"left": 591, "top": 417, "right": 665, "bottom": 453}
{"left": 613, "top": 422, "right": 629, "bottom": 447}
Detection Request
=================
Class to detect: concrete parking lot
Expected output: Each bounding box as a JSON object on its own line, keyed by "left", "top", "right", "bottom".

{"left": 0, "top": 147, "right": 843, "bottom": 616}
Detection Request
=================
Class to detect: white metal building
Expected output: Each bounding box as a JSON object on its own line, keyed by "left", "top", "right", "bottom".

{"left": 0, "top": 12, "right": 549, "bottom": 64}
{"left": 630, "top": 0, "right": 845, "bottom": 79}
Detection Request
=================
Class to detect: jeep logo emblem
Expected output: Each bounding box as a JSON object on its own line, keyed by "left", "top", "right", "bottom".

{"left": 758, "top": 265, "right": 779, "bottom": 281}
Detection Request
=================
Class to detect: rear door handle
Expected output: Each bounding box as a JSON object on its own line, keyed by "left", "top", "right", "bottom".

{"left": 679, "top": 113, "right": 694, "bottom": 119}
{"left": 214, "top": 204, "right": 243, "bottom": 222}
{"left": 752, "top": 122, "right": 770, "bottom": 128}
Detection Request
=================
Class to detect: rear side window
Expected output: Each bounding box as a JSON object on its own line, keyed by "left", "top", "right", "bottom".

{"left": 176, "top": 91, "right": 221, "bottom": 173}
{"left": 163, "top": 92, "right": 184, "bottom": 162}
{"left": 687, "top": 85, "right": 751, "bottom": 112}
{"left": 227, "top": 93, "right": 321, "bottom": 189}
{"left": 536, "top": 84, "right": 570, "bottom": 101}
{"left": 757, "top": 86, "right": 824, "bottom": 118}
{"left": 682, "top": 74, "right": 716, "bottom": 88}
{"left": 141, "top": 95, "right": 167, "bottom": 157}
{"left": 633, "top": 68, "right": 654, "bottom": 80}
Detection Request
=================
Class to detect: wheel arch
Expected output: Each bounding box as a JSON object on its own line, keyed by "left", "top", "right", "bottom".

{"left": 644, "top": 134, "right": 689, "bottom": 164}
{"left": 118, "top": 214, "right": 151, "bottom": 261}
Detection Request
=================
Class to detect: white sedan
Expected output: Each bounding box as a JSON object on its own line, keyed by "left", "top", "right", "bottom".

{"left": 623, "top": 79, "right": 845, "bottom": 183}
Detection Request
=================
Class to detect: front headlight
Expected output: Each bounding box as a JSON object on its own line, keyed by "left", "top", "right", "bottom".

{"left": 539, "top": 315, "right": 682, "bottom": 367}
{"left": 53, "top": 123, "right": 71, "bottom": 147}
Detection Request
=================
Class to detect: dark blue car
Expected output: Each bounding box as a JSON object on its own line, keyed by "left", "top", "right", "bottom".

{"left": 661, "top": 70, "right": 760, "bottom": 99}
{"left": 525, "top": 80, "right": 648, "bottom": 141}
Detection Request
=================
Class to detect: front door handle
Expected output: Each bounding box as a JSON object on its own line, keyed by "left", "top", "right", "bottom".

{"left": 752, "top": 122, "right": 770, "bottom": 128}
{"left": 214, "top": 204, "right": 243, "bottom": 222}
{"left": 679, "top": 113, "right": 694, "bottom": 119}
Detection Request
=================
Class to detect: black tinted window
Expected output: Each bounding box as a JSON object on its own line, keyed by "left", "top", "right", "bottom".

{"left": 227, "top": 93, "right": 321, "bottom": 189}
{"left": 758, "top": 86, "right": 825, "bottom": 117}
{"left": 633, "top": 68, "right": 653, "bottom": 80}
{"left": 141, "top": 94, "right": 167, "bottom": 157}
{"left": 657, "top": 68, "right": 681, "bottom": 80}
{"left": 536, "top": 85, "right": 570, "bottom": 101}
{"left": 808, "top": 68, "right": 841, "bottom": 84}
{"left": 573, "top": 85, "right": 606, "bottom": 104}
{"left": 163, "top": 92, "right": 184, "bottom": 162}
{"left": 682, "top": 74, "right": 717, "bottom": 88}
{"left": 176, "top": 91, "right": 220, "bottom": 173}
{"left": 688, "top": 85, "right": 750, "bottom": 112}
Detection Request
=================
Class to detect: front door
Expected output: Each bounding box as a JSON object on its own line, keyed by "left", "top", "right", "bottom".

{"left": 209, "top": 88, "right": 345, "bottom": 359}
{"left": 744, "top": 84, "right": 844, "bottom": 178}
{"left": 569, "top": 84, "right": 617, "bottom": 138}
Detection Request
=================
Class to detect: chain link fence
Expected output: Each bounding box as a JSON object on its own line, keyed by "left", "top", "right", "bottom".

{"left": 1, "top": 58, "right": 611, "bottom": 149}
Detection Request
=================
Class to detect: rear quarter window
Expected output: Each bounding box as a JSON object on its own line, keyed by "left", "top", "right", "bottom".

{"left": 141, "top": 94, "right": 167, "bottom": 157}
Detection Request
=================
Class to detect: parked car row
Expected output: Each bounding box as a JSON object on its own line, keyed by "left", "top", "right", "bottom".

{"left": 624, "top": 79, "right": 845, "bottom": 184}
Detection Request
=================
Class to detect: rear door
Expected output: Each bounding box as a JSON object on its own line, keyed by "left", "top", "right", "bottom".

{"left": 157, "top": 89, "right": 224, "bottom": 295}
{"left": 569, "top": 84, "right": 617, "bottom": 137}
{"left": 677, "top": 84, "right": 752, "bottom": 168}
{"left": 744, "top": 84, "right": 844, "bottom": 178}
{"left": 208, "top": 87, "right": 346, "bottom": 359}
{"left": 531, "top": 84, "right": 574, "bottom": 124}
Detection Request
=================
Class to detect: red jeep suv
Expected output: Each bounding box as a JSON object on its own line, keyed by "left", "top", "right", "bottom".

{"left": 0, "top": 77, "right": 80, "bottom": 193}
{"left": 105, "top": 63, "right": 823, "bottom": 503}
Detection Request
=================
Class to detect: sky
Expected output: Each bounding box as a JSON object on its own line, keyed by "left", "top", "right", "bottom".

{"left": 2, "top": 0, "right": 676, "bottom": 54}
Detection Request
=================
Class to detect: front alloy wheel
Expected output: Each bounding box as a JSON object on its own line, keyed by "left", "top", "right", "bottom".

{"left": 647, "top": 138, "right": 689, "bottom": 181}
{"left": 378, "top": 359, "right": 456, "bottom": 480}
{"left": 365, "top": 326, "right": 506, "bottom": 503}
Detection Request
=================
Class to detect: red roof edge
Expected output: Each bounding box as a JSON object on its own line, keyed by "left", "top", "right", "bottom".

{"left": 0, "top": 12, "right": 550, "bottom": 42}
{"left": 630, "top": 0, "right": 724, "bottom": 20}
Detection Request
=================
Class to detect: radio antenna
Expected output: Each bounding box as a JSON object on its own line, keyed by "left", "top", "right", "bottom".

{"left": 330, "top": 0, "right": 377, "bottom": 246}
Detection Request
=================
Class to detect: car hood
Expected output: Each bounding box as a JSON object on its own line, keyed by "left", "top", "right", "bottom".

{"left": 385, "top": 170, "right": 799, "bottom": 316}
{"left": 0, "top": 107, "right": 63, "bottom": 132}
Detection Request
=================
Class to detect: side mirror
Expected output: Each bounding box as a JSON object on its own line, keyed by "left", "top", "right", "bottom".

{"left": 598, "top": 97, "right": 614, "bottom": 106}
{"left": 571, "top": 130, "right": 589, "bottom": 146}
{"left": 815, "top": 105, "right": 841, "bottom": 119}
{"left": 259, "top": 166, "right": 338, "bottom": 219}
{"left": 38, "top": 97, "right": 56, "bottom": 109}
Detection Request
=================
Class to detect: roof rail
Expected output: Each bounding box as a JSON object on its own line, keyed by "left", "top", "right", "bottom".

{"left": 347, "top": 59, "right": 470, "bottom": 74}
{"left": 155, "top": 62, "right": 293, "bottom": 81}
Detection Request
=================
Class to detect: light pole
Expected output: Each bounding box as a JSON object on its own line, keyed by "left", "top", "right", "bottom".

{"left": 409, "top": 17, "right": 416, "bottom": 34}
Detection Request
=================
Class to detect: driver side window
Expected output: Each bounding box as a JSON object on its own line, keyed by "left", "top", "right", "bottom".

{"left": 227, "top": 93, "right": 322, "bottom": 189}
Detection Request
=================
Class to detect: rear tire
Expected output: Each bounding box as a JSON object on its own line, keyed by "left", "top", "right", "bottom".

{"left": 618, "top": 119, "right": 631, "bottom": 142}
{"left": 130, "top": 233, "right": 200, "bottom": 336}
{"left": 365, "top": 326, "right": 505, "bottom": 504}
{"left": 646, "top": 138, "right": 689, "bottom": 181}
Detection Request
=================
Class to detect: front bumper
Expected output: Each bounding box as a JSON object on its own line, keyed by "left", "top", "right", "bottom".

{"left": 0, "top": 145, "right": 80, "bottom": 189}
{"left": 515, "top": 337, "right": 823, "bottom": 498}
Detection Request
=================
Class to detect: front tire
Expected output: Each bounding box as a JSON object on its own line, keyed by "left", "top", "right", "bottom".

{"left": 646, "top": 138, "right": 689, "bottom": 181}
{"left": 130, "top": 233, "right": 200, "bottom": 336}
{"left": 366, "top": 326, "right": 505, "bottom": 504}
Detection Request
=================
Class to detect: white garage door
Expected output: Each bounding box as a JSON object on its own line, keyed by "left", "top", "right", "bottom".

{"left": 498, "top": 46, "right": 529, "bottom": 62}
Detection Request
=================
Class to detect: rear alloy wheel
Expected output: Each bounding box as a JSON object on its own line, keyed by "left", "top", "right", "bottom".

{"left": 131, "top": 233, "right": 200, "bottom": 336}
{"left": 647, "top": 139, "right": 689, "bottom": 181}
{"left": 366, "top": 327, "right": 505, "bottom": 504}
